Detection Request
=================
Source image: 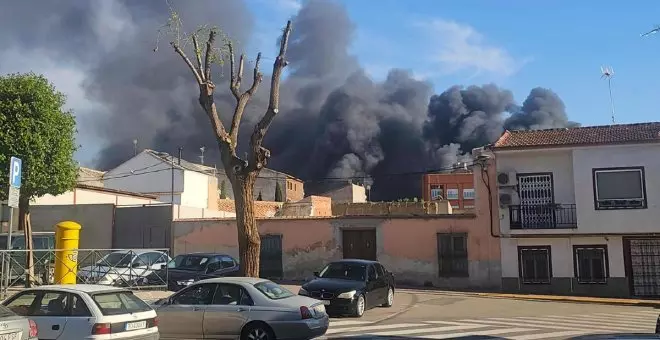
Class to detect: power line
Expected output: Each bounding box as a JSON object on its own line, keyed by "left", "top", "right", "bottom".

{"left": 78, "top": 161, "right": 477, "bottom": 184}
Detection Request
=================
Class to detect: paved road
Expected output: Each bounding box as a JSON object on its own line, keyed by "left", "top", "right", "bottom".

{"left": 134, "top": 285, "right": 660, "bottom": 339}
{"left": 316, "top": 290, "right": 660, "bottom": 339}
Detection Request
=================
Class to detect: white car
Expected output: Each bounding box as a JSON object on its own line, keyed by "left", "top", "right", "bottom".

{"left": 78, "top": 250, "right": 170, "bottom": 286}
{"left": 2, "top": 284, "right": 159, "bottom": 339}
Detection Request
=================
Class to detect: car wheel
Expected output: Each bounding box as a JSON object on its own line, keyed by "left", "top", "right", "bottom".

{"left": 242, "top": 323, "right": 274, "bottom": 340}
{"left": 382, "top": 287, "right": 394, "bottom": 307}
{"left": 353, "top": 294, "right": 366, "bottom": 317}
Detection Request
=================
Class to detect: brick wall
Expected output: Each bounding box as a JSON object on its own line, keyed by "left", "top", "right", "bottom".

{"left": 217, "top": 199, "right": 283, "bottom": 217}
{"left": 332, "top": 200, "right": 453, "bottom": 216}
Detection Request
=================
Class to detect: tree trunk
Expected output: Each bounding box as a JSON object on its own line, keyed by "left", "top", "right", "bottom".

{"left": 18, "top": 198, "right": 34, "bottom": 287}
{"left": 230, "top": 172, "right": 261, "bottom": 277}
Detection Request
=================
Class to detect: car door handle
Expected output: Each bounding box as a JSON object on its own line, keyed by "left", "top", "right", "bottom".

{"left": 192, "top": 306, "right": 201, "bottom": 311}
{"left": 237, "top": 307, "right": 247, "bottom": 312}
{"left": 52, "top": 324, "right": 60, "bottom": 330}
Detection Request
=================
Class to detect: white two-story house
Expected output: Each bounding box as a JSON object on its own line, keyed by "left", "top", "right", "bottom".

{"left": 489, "top": 122, "right": 660, "bottom": 298}
{"left": 103, "top": 149, "right": 219, "bottom": 209}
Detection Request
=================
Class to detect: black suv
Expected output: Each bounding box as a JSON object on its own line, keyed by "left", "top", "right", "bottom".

{"left": 144, "top": 252, "right": 240, "bottom": 291}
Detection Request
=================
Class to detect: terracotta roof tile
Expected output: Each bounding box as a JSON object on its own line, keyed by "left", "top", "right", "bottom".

{"left": 493, "top": 122, "right": 660, "bottom": 149}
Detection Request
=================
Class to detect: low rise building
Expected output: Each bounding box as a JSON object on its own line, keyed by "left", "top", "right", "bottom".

{"left": 490, "top": 122, "right": 660, "bottom": 298}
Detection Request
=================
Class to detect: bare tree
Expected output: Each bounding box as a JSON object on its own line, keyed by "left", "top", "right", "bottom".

{"left": 164, "top": 13, "right": 292, "bottom": 276}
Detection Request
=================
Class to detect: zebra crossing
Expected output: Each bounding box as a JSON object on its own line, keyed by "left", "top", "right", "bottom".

{"left": 320, "top": 309, "right": 659, "bottom": 339}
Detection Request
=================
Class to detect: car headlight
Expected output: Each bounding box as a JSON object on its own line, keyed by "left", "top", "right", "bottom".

{"left": 337, "top": 290, "right": 356, "bottom": 299}
{"left": 298, "top": 288, "right": 309, "bottom": 296}
{"left": 177, "top": 279, "right": 194, "bottom": 286}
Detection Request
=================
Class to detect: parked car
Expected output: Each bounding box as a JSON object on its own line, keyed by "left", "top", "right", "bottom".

{"left": 153, "top": 277, "right": 328, "bottom": 340}
{"left": 77, "top": 249, "right": 170, "bottom": 286}
{"left": 0, "top": 303, "right": 38, "bottom": 340}
{"left": 143, "top": 252, "right": 240, "bottom": 291}
{"left": 2, "top": 284, "right": 158, "bottom": 339}
{"left": 298, "top": 259, "right": 395, "bottom": 317}
{"left": 0, "top": 232, "right": 56, "bottom": 285}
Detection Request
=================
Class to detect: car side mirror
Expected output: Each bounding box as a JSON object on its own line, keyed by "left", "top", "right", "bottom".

{"left": 313, "top": 271, "right": 319, "bottom": 277}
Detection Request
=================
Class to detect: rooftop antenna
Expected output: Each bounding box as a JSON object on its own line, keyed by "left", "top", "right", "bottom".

{"left": 600, "top": 66, "right": 616, "bottom": 124}
{"left": 199, "top": 146, "right": 206, "bottom": 165}
{"left": 132, "top": 139, "right": 138, "bottom": 156}
{"left": 641, "top": 25, "right": 660, "bottom": 37}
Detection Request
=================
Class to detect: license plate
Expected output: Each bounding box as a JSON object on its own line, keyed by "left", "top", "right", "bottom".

{"left": 125, "top": 321, "right": 147, "bottom": 331}
{"left": 0, "top": 332, "right": 22, "bottom": 340}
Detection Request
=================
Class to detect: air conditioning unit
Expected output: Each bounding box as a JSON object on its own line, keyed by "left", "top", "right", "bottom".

{"left": 499, "top": 193, "right": 513, "bottom": 206}
{"left": 497, "top": 172, "right": 517, "bottom": 187}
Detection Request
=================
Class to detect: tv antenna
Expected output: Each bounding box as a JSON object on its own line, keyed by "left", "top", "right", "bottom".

{"left": 600, "top": 66, "right": 616, "bottom": 124}
{"left": 199, "top": 146, "right": 206, "bottom": 165}
{"left": 641, "top": 25, "right": 660, "bottom": 37}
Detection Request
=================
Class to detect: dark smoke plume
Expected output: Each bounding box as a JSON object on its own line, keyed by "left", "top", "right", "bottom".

{"left": 0, "top": 0, "right": 579, "bottom": 200}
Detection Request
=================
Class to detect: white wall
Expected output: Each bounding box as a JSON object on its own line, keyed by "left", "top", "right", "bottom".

{"left": 103, "top": 152, "right": 184, "bottom": 195}
{"left": 573, "top": 143, "right": 660, "bottom": 234}
{"left": 34, "top": 188, "right": 161, "bottom": 206}
{"left": 500, "top": 236, "right": 625, "bottom": 278}
{"left": 496, "top": 149, "right": 575, "bottom": 234}
{"left": 173, "top": 205, "right": 236, "bottom": 219}
{"left": 181, "top": 170, "right": 210, "bottom": 209}
{"left": 497, "top": 143, "right": 660, "bottom": 235}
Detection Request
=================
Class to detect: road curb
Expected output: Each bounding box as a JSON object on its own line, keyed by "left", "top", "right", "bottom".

{"left": 395, "top": 288, "right": 660, "bottom": 308}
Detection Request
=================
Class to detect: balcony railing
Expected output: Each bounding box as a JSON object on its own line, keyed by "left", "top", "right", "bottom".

{"left": 509, "top": 203, "right": 577, "bottom": 229}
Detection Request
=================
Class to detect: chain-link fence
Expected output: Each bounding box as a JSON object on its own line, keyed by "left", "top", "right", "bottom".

{"left": 0, "top": 248, "right": 171, "bottom": 299}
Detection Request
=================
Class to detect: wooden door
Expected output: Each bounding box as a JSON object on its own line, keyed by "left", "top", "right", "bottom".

{"left": 342, "top": 229, "right": 377, "bottom": 261}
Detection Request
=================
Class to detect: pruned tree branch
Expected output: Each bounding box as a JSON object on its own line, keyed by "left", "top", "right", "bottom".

{"left": 204, "top": 29, "right": 216, "bottom": 82}
{"left": 192, "top": 34, "right": 204, "bottom": 79}
{"left": 247, "top": 20, "right": 292, "bottom": 172}
{"left": 171, "top": 42, "right": 203, "bottom": 84}
{"left": 228, "top": 46, "right": 263, "bottom": 148}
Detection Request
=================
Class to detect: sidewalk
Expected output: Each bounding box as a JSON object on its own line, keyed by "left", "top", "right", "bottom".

{"left": 396, "top": 288, "right": 660, "bottom": 308}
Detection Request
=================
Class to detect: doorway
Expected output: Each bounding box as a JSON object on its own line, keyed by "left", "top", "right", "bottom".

{"left": 342, "top": 229, "right": 377, "bottom": 261}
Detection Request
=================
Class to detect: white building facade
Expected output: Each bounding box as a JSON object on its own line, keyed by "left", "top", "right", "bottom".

{"left": 491, "top": 122, "right": 660, "bottom": 298}
{"left": 103, "top": 150, "right": 219, "bottom": 210}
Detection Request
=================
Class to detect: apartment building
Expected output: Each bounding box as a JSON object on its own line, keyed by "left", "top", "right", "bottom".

{"left": 487, "top": 122, "right": 660, "bottom": 298}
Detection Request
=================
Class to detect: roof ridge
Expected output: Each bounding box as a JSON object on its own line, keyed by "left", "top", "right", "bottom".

{"left": 508, "top": 121, "right": 660, "bottom": 133}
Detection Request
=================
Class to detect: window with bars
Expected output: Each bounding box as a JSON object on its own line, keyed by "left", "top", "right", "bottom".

{"left": 573, "top": 245, "right": 608, "bottom": 284}
{"left": 518, "top": 246, "right": 552, "bottom": 284}
{"left": 437, "top": 233, "right": 468, "bottom": 277}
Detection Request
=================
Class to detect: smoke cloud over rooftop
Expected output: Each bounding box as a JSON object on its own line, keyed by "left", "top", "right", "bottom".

{"left": 0, "top": 0, "right": 578, "bottom": 200}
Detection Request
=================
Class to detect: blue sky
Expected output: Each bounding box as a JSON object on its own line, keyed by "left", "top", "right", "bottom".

{"left": 247, "top": 0, "right": 660, "bottom": 126}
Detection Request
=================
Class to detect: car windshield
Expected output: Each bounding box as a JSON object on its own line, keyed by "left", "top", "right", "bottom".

{"left": 97, "top": 252, "right": 135, "bottom": 268}
{"left": 254, "top": 281, "right": 294, "bottom": 300}
{"left": 92, "top": 291, "right": 152, "bottom": 316}
{"left": 318, "top": 262, "right": 366, "bottom": 281}
{"left": 168, "top": 255, "right": 210, "bottom": 271}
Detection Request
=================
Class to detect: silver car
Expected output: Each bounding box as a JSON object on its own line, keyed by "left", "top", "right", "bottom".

{"left": 0, "top": 304, "right": 38, "bottom": 340}
{"left": 153, "top": 277, "right": 329, "bottom": 340}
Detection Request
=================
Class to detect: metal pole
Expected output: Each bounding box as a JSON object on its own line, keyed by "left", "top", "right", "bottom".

{"left": 3, "top": 207, "right": 13, "bottom": 297}
{"left": 171, "top": 157, "right": 174, "bottom": 204}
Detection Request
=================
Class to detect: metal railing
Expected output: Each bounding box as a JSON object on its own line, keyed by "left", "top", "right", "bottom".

{"left": 509, "top": 203, "right": 578, "bottom": 229}
{"left": 0, "top": 248, "right": 170, "bottom": 299}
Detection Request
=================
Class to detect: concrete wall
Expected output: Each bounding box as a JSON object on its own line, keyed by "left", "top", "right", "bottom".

{"left": 181, "top": 170, "right": 211, "bottom": 209}
{"left": 323, "top": 184, "right": 366, "bottom": 204}
{"left": 172, "top": 161, "right": 501, "bottom": 288}
{"left": 34, "top": 187, "right": 161, "bottom": 206}
{"left": 332, "top": 201, "right": 453, "bottom": 216}
{"left": 500, "top": 236, "right": 627, "bottom": 297}
{"left": 30, "top": 204, "right": 115, "bottom": 249}
{"left": 113, "top": 205, "right": 172, "bottom": 249}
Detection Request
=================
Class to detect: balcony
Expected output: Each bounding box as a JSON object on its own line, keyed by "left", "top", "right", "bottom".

{"left": 509, "top": 203, "right": 578, "bottom": 229}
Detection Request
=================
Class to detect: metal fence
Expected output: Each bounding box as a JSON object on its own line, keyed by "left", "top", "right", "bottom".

{"left": 0, "top": 248, "right": 171, "bottom": 299}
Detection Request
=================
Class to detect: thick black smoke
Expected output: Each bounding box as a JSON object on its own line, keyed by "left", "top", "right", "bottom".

{"left": 0, "top": 0, "right": 578, "bottom": 200}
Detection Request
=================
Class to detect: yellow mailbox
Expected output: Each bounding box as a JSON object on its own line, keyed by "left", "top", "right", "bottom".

{"left": 53, "top": 221, "right": 81, "bottom": 284}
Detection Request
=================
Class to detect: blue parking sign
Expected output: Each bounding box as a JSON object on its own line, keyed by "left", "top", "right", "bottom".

{"left": 9, "top": 157, "right": 22, "bottom": 188}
